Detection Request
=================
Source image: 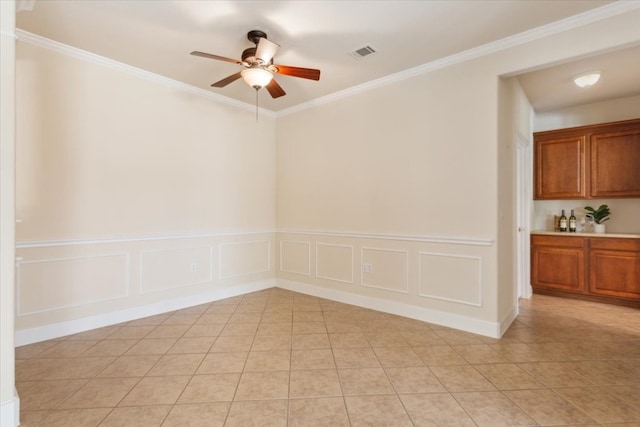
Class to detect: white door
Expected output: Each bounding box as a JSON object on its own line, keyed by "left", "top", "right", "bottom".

{"left": 516, "top": 133, "right": 532, "bottom": 299}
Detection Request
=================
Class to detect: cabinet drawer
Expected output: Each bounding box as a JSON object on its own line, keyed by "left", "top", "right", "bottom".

{"left": 590, "top": 238, "right": 640, "bottom": 251}
{"left": 531, "top": 235, "right": 586, "bottom": 248}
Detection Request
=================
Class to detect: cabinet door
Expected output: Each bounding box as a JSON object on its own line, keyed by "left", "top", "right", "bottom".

{"left": 535, "top": 136, "right": 587, "bottom": 199}
{"left": 590, "top": 128, "right": 640, "bottom": 197}
{"left": 531, "top": 237, "right": 586, "bottom": 293}
{"left": 589, "top": 238, "right": 640, "bottom": 300}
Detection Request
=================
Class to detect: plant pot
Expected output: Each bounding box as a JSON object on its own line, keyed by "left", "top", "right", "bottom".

{"left": 593, "top": 223, "right": 606, "bottom": 234}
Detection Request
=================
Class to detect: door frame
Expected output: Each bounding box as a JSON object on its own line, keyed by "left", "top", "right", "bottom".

{"left": 516, "top": 131, "right": 532, "bottom": 299}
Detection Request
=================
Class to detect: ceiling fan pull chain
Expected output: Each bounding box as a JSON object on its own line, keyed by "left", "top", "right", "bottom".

{"left": 255, "top": 88, "right": 259, "bottom": 122}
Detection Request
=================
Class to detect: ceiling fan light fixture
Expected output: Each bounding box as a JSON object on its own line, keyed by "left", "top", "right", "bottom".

{"left": 190, "top": 30, "right": 319, "bottom": 100}
{"left": 241, "top": 67, "right": 273, "bottom": 89}
{"left": 573, "top": 71, "right": 601, "bottom": 88}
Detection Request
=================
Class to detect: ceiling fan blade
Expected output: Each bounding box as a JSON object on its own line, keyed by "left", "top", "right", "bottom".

{"left": 191, "top": 51, "right": 242, "bottom": 65}
{"left": 266, "top": 79, "right": 286, "bottom": 98}
{"left": 211, "top": 72, "right": 243, "bottom": 88}
{"left": 255, "top": 38, "right": 279, "bottom": 64}
{"left": 274, "top": 65, "right": 320, "bottom": 81}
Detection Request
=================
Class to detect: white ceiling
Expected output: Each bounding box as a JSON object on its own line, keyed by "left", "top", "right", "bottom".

{"left": 15, "top": 0, "right": 640, "bottom": 113}
{"left": 517, "top": 44, "right": 640, "bottom": 112}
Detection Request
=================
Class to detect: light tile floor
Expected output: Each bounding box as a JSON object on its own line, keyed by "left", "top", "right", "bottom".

{"left": 15, "top": 289, "right": 640, "bottom": 426}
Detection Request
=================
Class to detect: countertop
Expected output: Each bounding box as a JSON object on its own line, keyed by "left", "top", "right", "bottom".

{"left": 531, "top": 230, "right": 640, "bottom": 239}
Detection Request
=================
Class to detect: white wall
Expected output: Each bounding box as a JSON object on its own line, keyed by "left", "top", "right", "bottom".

{"left": 14, "top": 40, "right": 278, "bottom": 345}
{"left": 276, "top": 7, "right": 640, "bottom": 338}
{"left": 1, "top": 1, "right": 19, "bottom": 425}
{"left": 11, "top": 5, "right": 640, "bottom": 350}
{"left": 535, "top": 94, "right": 640, "bottom": 131}
{"left": 497, "top": 77, "right": 533, "bottom": 324}
{"left": 533, "top": 94, "right": 640, "bottom": 233}
{"left": 276, "top": 53, "right": 502, "bottom": 335}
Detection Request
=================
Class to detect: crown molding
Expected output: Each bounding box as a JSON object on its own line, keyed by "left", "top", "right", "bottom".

{"left": 14, "top": 1, "right": 640, "bottom": 119}
{"left": 15, "top": 29, "right": 276, "bottom": 118}
{"left": 277, "top": 1, "right": 640, "bottom": 117}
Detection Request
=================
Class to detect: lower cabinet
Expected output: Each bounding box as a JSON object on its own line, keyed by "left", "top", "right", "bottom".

{"left": 589, "top": 238, "right": 640, "bottom": 300}
{"left": 531, "top": 236, "right": 586, "bottom": 293}
{"left": 531, "top": 234, "right": 640, "bottom": 307}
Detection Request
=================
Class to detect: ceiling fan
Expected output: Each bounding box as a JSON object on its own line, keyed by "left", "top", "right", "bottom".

{"left": 191, "top": 30, "right": 321, "bottom": 99}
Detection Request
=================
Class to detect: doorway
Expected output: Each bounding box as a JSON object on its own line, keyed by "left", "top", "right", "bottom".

{"left": 516, "top": 131, "right": 532, "bottom": 299}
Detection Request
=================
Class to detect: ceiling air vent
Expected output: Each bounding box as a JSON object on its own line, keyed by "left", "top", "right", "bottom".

{"left": 348, "top": 45, "right": 378, "bottom": 60}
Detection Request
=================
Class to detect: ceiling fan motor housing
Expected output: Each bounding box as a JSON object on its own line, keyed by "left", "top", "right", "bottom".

{"left": 242, "top": 47, "right": 257, "bottom": 64}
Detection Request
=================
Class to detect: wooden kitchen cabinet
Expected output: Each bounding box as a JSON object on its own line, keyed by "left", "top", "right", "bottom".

{"left": 531, "top": 235, "right": 586, "bottom": 293}
{"left": 534, "top": 118, "right": 640, "bottom": 199}
{"left": 535, "top": 135, "right": 587, "bottom": 199}
{"left": 531, "top": 234, "right": 640, "bottom": 307}
{"left": 589, "top": 238, "right": 640, "bottom": 300}
{"left": 590, "top": 127, "right": 640, "bottom": 197}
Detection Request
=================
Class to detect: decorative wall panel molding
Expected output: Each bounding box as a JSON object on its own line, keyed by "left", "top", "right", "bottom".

{"left": 139, "top": 246, "right": 213, "bottom": 294}
{"left": 17, "top": 254, "right": 129, "bottom": 315}
{"left": 15, "top": 232, "right": 276, "bottom": 343}
{"left": 16, "top": 230, "right": 275, "bottom": 248}
{"left": 279, "top": 240, "right": 311, "bottom": 276}
{"left": 418, "top": 252, "right": 482, "bottom": 306}
{"left": 361, "top": 247, "right": 409, "bottom": 293}
{"left": 277, "top": 229, "right": 493, "bottom": 246}
{"left": 316, "top": 243, "right": 354, "bottom": 284}
{"left": 219, "top": 240, "right": 271, "bottom": 279}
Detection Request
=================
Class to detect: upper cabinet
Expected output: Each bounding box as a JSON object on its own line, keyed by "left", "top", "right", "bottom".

{"left": 535, "top": 135, "right": 587, "bottom": 199}
{"left": 590, "top": 126, "right": 640, "bottom": 197}
{"left": 534, "top": 118, "right": 640, "bottom": 200}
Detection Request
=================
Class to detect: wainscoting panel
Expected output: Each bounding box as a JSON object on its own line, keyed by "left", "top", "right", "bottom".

{"left": 316, "top": 243, "right": 353, "bottom": 284}
{"left": 361, "top": 247, "right": 409, "bottom": 293}
{"left": 418, "top": 252, "right": 482, "bottom": 306}
{"left": 17, "top": 254, "right": 129, "bottom": 315}
{"left": 219, "top": 240, "right": 271, "bottom": 279}
{"left": 140, "top": 246, "right": 213, "bottom": 294}
{"left": 15, "top": 232, "right": 276, "bottom": 345}
{"left": 276, "top": 230, "right": 503, "bottom": 337}
{"left": 279, "top": 240, "right": 311, "bottom": 276}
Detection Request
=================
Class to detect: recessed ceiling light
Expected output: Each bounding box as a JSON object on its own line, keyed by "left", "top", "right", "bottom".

{"left": 573, "top": 71, "right": 601, "bottom": 88}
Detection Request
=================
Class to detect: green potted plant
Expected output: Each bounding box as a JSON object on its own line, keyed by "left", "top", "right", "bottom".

{"left": 584, "top": 204, "right": 610, "bottom": 233}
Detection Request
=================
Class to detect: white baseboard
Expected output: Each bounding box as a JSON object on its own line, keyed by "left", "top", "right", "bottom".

{"left": 526, "top": 284, "right": 533, "bottom": 299}
{"left": 15, "top": 276, "right": 517, "bottom": 345}
{"left": 277, "top": 279, "right": 503, "bottom": 338}
{"left": 15, "top": 279, "right": 275, "bottom": 346}
{"left": 0, "top": 389, "right": 20, "bottom": 427}
{"left": 499, "top": 302, "right": 519, "bottom": 337}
